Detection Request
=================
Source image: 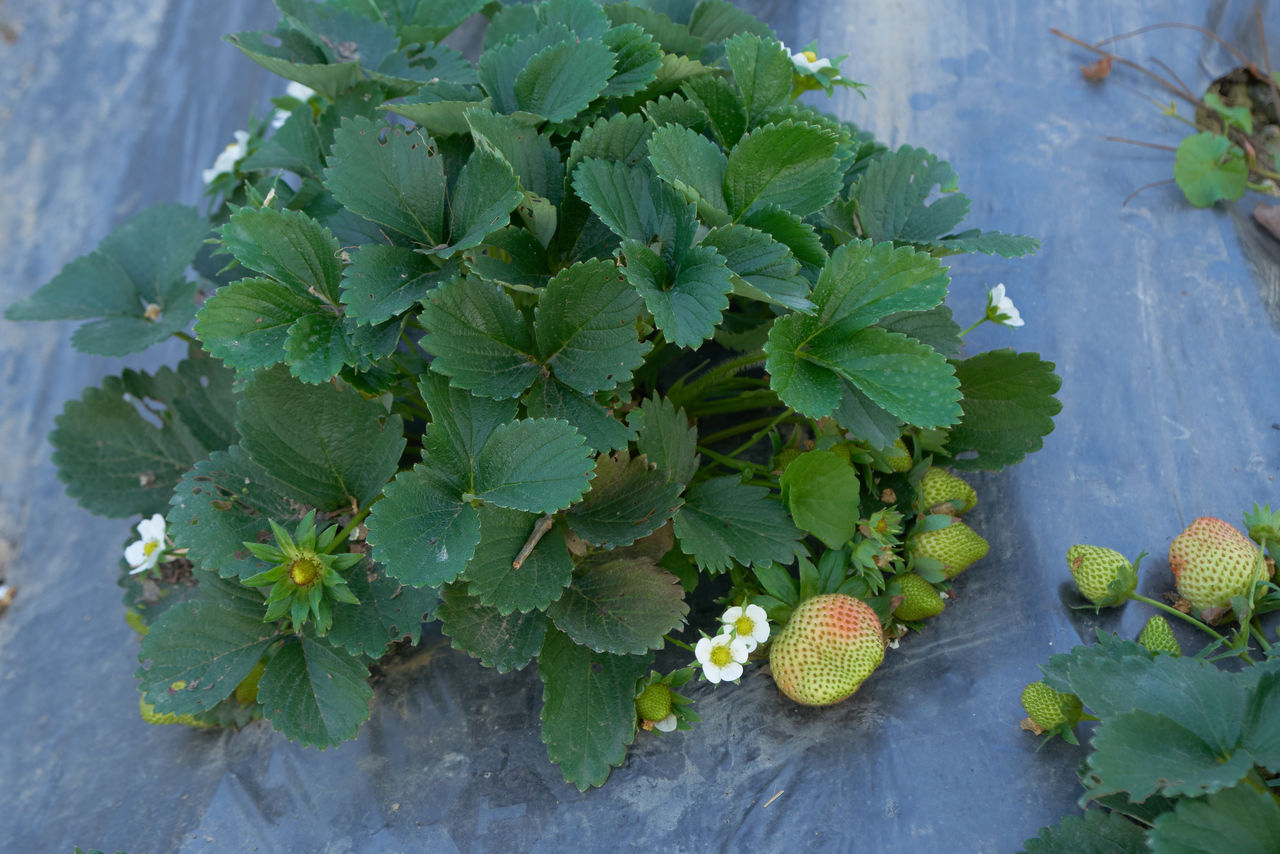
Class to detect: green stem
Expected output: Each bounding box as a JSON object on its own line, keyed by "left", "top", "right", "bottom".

{"left": 724, "top": 410, "right": 792, "bottom": 459}
{"left": 1130, "top": 593, "right": 1226, "bottom": 642}
{"left": 959, "top": 317, "right": 988, "bottom": 337}
{"left": 325, "top": 504, "right": 374, "bottom": 553}
{"left": 700, "top": 413, "right": 802, "bottom": 446}
{"left": 668, "top": 353, "right": 766, "bottom": 407}
{"left": 686, "top": 389, "right": 783, "bottom": 417}
{"left": 664, "top": 635, "right": 695, "bottom": 653}
{"left": 174, "top": 330, "right": 198, "bottom": 345}
{"left": 1250, "top": 620, "right": 1274, "bottom": 653}
{"left": 697, "top": 446, "right": 770, "bottom": 475}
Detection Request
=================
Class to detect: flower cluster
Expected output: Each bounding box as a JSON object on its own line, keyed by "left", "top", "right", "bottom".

{"left": 694, "top": 604, "right": 770, "bottom": 683}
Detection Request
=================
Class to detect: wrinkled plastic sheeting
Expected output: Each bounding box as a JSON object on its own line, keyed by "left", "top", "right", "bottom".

{"left": 1, "top": 1, "right": 1277, "bottom": 852}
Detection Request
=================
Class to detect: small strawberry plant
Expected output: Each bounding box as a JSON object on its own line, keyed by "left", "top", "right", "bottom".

{"left": 1019, "top": 505, "right": 1280, "bottom": 853}
{"left": 6, "top": 0, "right": 1061, "bottom": 789}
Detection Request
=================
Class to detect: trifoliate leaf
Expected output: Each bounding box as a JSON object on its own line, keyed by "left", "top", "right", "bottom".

{"left": 6, "top": 203, "right": 206, "bottom": 356}
{"left": 623, "top": 241, "right": 733, "bottom": 348}
{"left": 340, "top": 245, "right": 456, "bottom": 326}
{"left": 538, "top": 628, "right": 651, "bottom": 790}
{"left": 566, "top": 113, "right": 652, "bottom": 176}
{"left": 367, "top": 461, "right": 480, "bottom": 588}
{"left": 850, "top": 146, "right": 970, "bottom": 244}
{"left": 820, "top": 327, "right": 961, "bottom": 429}
{"left": 780, "top": 450, "right": 862, "bottom": 548}
{"left": 681, "top": 75, "right": 746, "bottom": 148}
{"left": 700, "top": 223, "right": 811, "bottom": 310}
{"left": 672, "top": 476, "right": 801, "bottom": 572}
{"left": 1147, "top": 781, "right": 1280, "bottom": 854}
{"left": 647, "top": 124, "right": 730, "bottom": 223}
{"left": 547, "top": 550, "right": 688, "bottom": 654}
{"left": 237, "top": 365, "right": 405, "bottom": 509}
{"left": 573, "top": 159, "right": 696, "bottom": 262}
{"left": 1018, "top": 809, "right": 1147, "bottom": 854}
{"left": 326, "top": 561, "right": 437, "bottom": 657}
{"left": 601, "top": 24, "right": 663, "bottom": 98}
{"left": 486, "top": 29, "right": 616, "bottom": 123}
{"left": 724, "top": 33, "right": 792, "bottom": 125}
{"left": 51, "top": 360, "right": 231, "bottom": 518}
{"left": 195, "top": 277, "right": 320, "bottom": 372}
{"left": 418, "top": 371, "right": 520, "bottom": 471}
{"left": 945, "top": 349, "right": 1062, "bottom": 471}
{"left": 523, "top": 375, "right": 635, "bottom": 453}
{"left": 324, "top": 116, "right": 447, "bottom": 244}
{"left": 534, "top": 259, "right": 650, "bottom": 395}
{"left": 169, "top": 445, "right": 308, "bottom": 580}
{"left": 724, "top": 120, "right": 842, "bottom": 219}
{"left": 567, "top": 452, "right": 683, "bottom": 547}
{"left": 811, "top": 239, "right": 950, "bottom": 329}
{"left": 1084, "top": 709, "right": 1255, "bottom": 803}
{"left": 420, "top": 278, "right": 539, "bottom": 399}
{"left": 258, "top": 630, "right": 373, "bottom": 748}
{"left": 628, "top": 395, "right": 699, "bottom": 484}
{"left": 218, "top": 206, "right": 342, "bottom": 303}
{"left": 137, "top": 575, "right": 280, "bottom": 715}
{"left": 430, "top": 147, "right": 523, "bottom": 257}
{"left": 437, "top": 581, "right": 549, "bottom": 673}
{"left": 1173, "top": 132, "right": 1248, "bottom": 208}
{"left": 473, "top": 419, "right": 594, "bottom": 513}
{"left": 465, "top": 108, "right": 565, "bottom": 206}
{"left": 461, "top": 505, "right": 574, "bottom": 614}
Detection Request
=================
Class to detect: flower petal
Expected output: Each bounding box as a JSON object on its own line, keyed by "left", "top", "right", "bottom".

{"left": 654, "top": 713, "right": 678, "bottom": 732}
{"left": 694, "top": 636, "right": 713, "bottom": 665}
{"left": 124, "top": 541, "right": 147, "bottom": 567}
{"left": 718, "top": 661, "right": 743, "bottom": 682}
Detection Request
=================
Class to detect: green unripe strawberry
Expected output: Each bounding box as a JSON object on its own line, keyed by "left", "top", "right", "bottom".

{"left": 1020, "top": 681, "right": 1083, "bottom": 731}
{"left": 1170, "top": 517, "right": 1265, "bottom": 621}
{"left": 774, "top": 447, "right": 803, "bottom": 472}
{"left": 1066, "top": 544, "right": 1137, "bottom": 607}
{"left": 635, "top": 683, "right": 673, "bottom": 723}
{"left": 910, "top": 518, "right": 988, "bottom": 578}
{"left": 1137, "top": 615, "right": 1181, "bottom": 656}
{"left": 919, "top": 467, "right": 977, "bottom": 515}
{"left": 892, "top": 573, "right": 946, "bottom": 621}
{"left": 885, "top": 438, "right": 912, "bottom": 473}
{"left": 769, "top": 593, "right": 885, "bottom": 706}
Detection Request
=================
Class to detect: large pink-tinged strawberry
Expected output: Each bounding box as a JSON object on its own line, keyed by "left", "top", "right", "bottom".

{"left": 769, "top": 594, "right": 885, "bottom": 706}
{"left": 1169, "top": 516, "right": 1267, "bottom": 622}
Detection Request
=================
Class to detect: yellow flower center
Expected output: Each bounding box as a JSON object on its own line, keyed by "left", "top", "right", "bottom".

{"left": 143, "top": 541, "right": 160, "bottom": 558}
{"left": 290, "top": 556, "right": 323, "bottom": 587}
{"left": 710, "top": 644, "right": 734, "bottom": 668}
{"left": 802, "top": 50, "right": 819, "bottom": 62}
{"left": 734, "top": 615, "right": 755, "bottom": 636}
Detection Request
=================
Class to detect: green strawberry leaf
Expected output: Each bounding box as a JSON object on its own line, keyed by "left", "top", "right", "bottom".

{"left": 420, "top": 278, "right": 540, "bottom": 399}
{"left": 436, "top": 581, "right": 549, "bottom": 672}
{"left": 195, "top": 277, "right": 322, "bottom": 373}
{"left": 724, "top": 120, "right": 842, "bottom": 219}
{"left": 137, "top": 575, "right": 280, "bottom": 715}
{"left": 573, "top": 158, "right": 696, "bottom": 261}
{"left": 512, "top": 35, "right": 616, "bottom": 123}
{"left": 648, "top": 124, "right": 730, "bottom": 225}
{"left": 533, "top": 259, "right": 651, "bottom": 395}
{"left": 218, "top": 206, "right": 342, "bottom": 303}
{"left": 724, "top": 33, "right": 793, "bottom": 125}
{"left": 603, "top": 4, "right": 702, "bottom": 56}
{"left": 1147, "top": 781, "right": 1280, "bottom": 854}
{"left": 688, "top": 0, "right": 774, "bottom": 42}
{"left": 672, "top": 476, "right": 802, "bottom": 572}
{"left": 340, "top": 245, "right": 456, "bottom": 326}
{"left": 468, "top": 227, "right": 552, "bottom": 287}
{"left": 473, "top": 418, "right": 594, "bottom": 513}
{"left": 547, "top": 549, "right": 688, "bottom": 655}
{"left": 429, "top": 147, "right": 523, "bottom": 257}
{"left": 1173, "top": 132, "right": 1248, "bottom": 208}
{"left": 1018, "top": 809, "right": 1147, "bottom": 854}
{"left": 418, "top": 371, "right": 520, "bottom": 471}
{"left": 367, "top": 462, "right": 480, "bottom": 589}
{"left": 567, "top": 451, "right": 684, "bottom": 547}
{"left": 386, "top": 0, "right": 488, "bottom": 44}
{"left": 934, "top": 228, "right": 1040, "bottom": 258}
{"left": 461, "top": 506, "right": 574, "bottom": 614}
{"left": 741, "top": 204, "right": 827, "bottom": 267}
{"left": 944, "top": 349, "right": 1062, "bottom": 471}
{"left": 383, "top": 84, "right": 491, "bottom": 138}
{"left": 1240, "top": 665, "right": 1280, "bottom": 770}
{"left": 523, "top": 375, "right": 635, "bottom": 453}
{"left": 538, "top": 628, "right": 651, "bottom": 791}
{"left": 464, "top": 108, "right": 565, "bottom": 206}
{"left": 881, "top": 306, "right": 962, "bottom": 358}
{"left": 623, "top": 240, "right": 734, "bottom": 348}
{"left": 6, "top": 203, "right": 206, "bottom": 356}
{"left": 326, "top": 560, "right": 437, "bottom": 657}
{"left": 566, "top": 113, "right": 653, "bottom": 175}
{"left": 258, "top": 629, "right": 373, "bottom": 748}
{"left": 51, "top": 355, "right": 236, "bottom": 518}
{"left": 700, "top": 223, "right": 811, "bottom": 310}
{"left": 681, "top": 74, "right": 746, "bottom": 149}
{"left": 601, "top": 23, "right": 663, "bottom": 98}
{"left": 628, "top": 395, "right": 699, "bottom": 484}
{"left": 225, "top": 28, "right": 362, "bottom": 101}
{"left": 850, "top": 145, "right": 969, "bottom": 244}
{"left": 236, "top": 366, "right": 405, "bottom": 510}
{"left": 324, "top": 117, "right": 447, "bottom": 244}
{"left": 780, "top": 450, "right": 862, "bottom": 548}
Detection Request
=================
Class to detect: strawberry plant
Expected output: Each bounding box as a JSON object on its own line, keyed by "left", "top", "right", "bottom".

{"left": 5, "top": 0, "right": 1060, "bottom": 790}
{"left": 1019, "top": 505, "right": 1280, "bottom": 853}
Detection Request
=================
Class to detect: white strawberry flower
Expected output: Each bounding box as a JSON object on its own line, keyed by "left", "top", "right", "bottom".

{"left": 124, "top": 514, "right": 168, "bottom": 575}
{"left": 986, "top": 283, "right": 1025, "bottom": 328}
{"left": 202, "top": 130, "right": 250, "bottom": 185}
{"left": 720, "top": 603, "right": 770, "bottom": 652}
{"left": 654, "top": 713, "right": 678, "bottom": 732}
{"left": 271, "top": 82, "right": 317, "bottom": 130}
{"left": 790, "top": 49, "right": 832, "bottom": 74}
{"left": 695, "top": 633, "right": 750, "bottom": 683}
